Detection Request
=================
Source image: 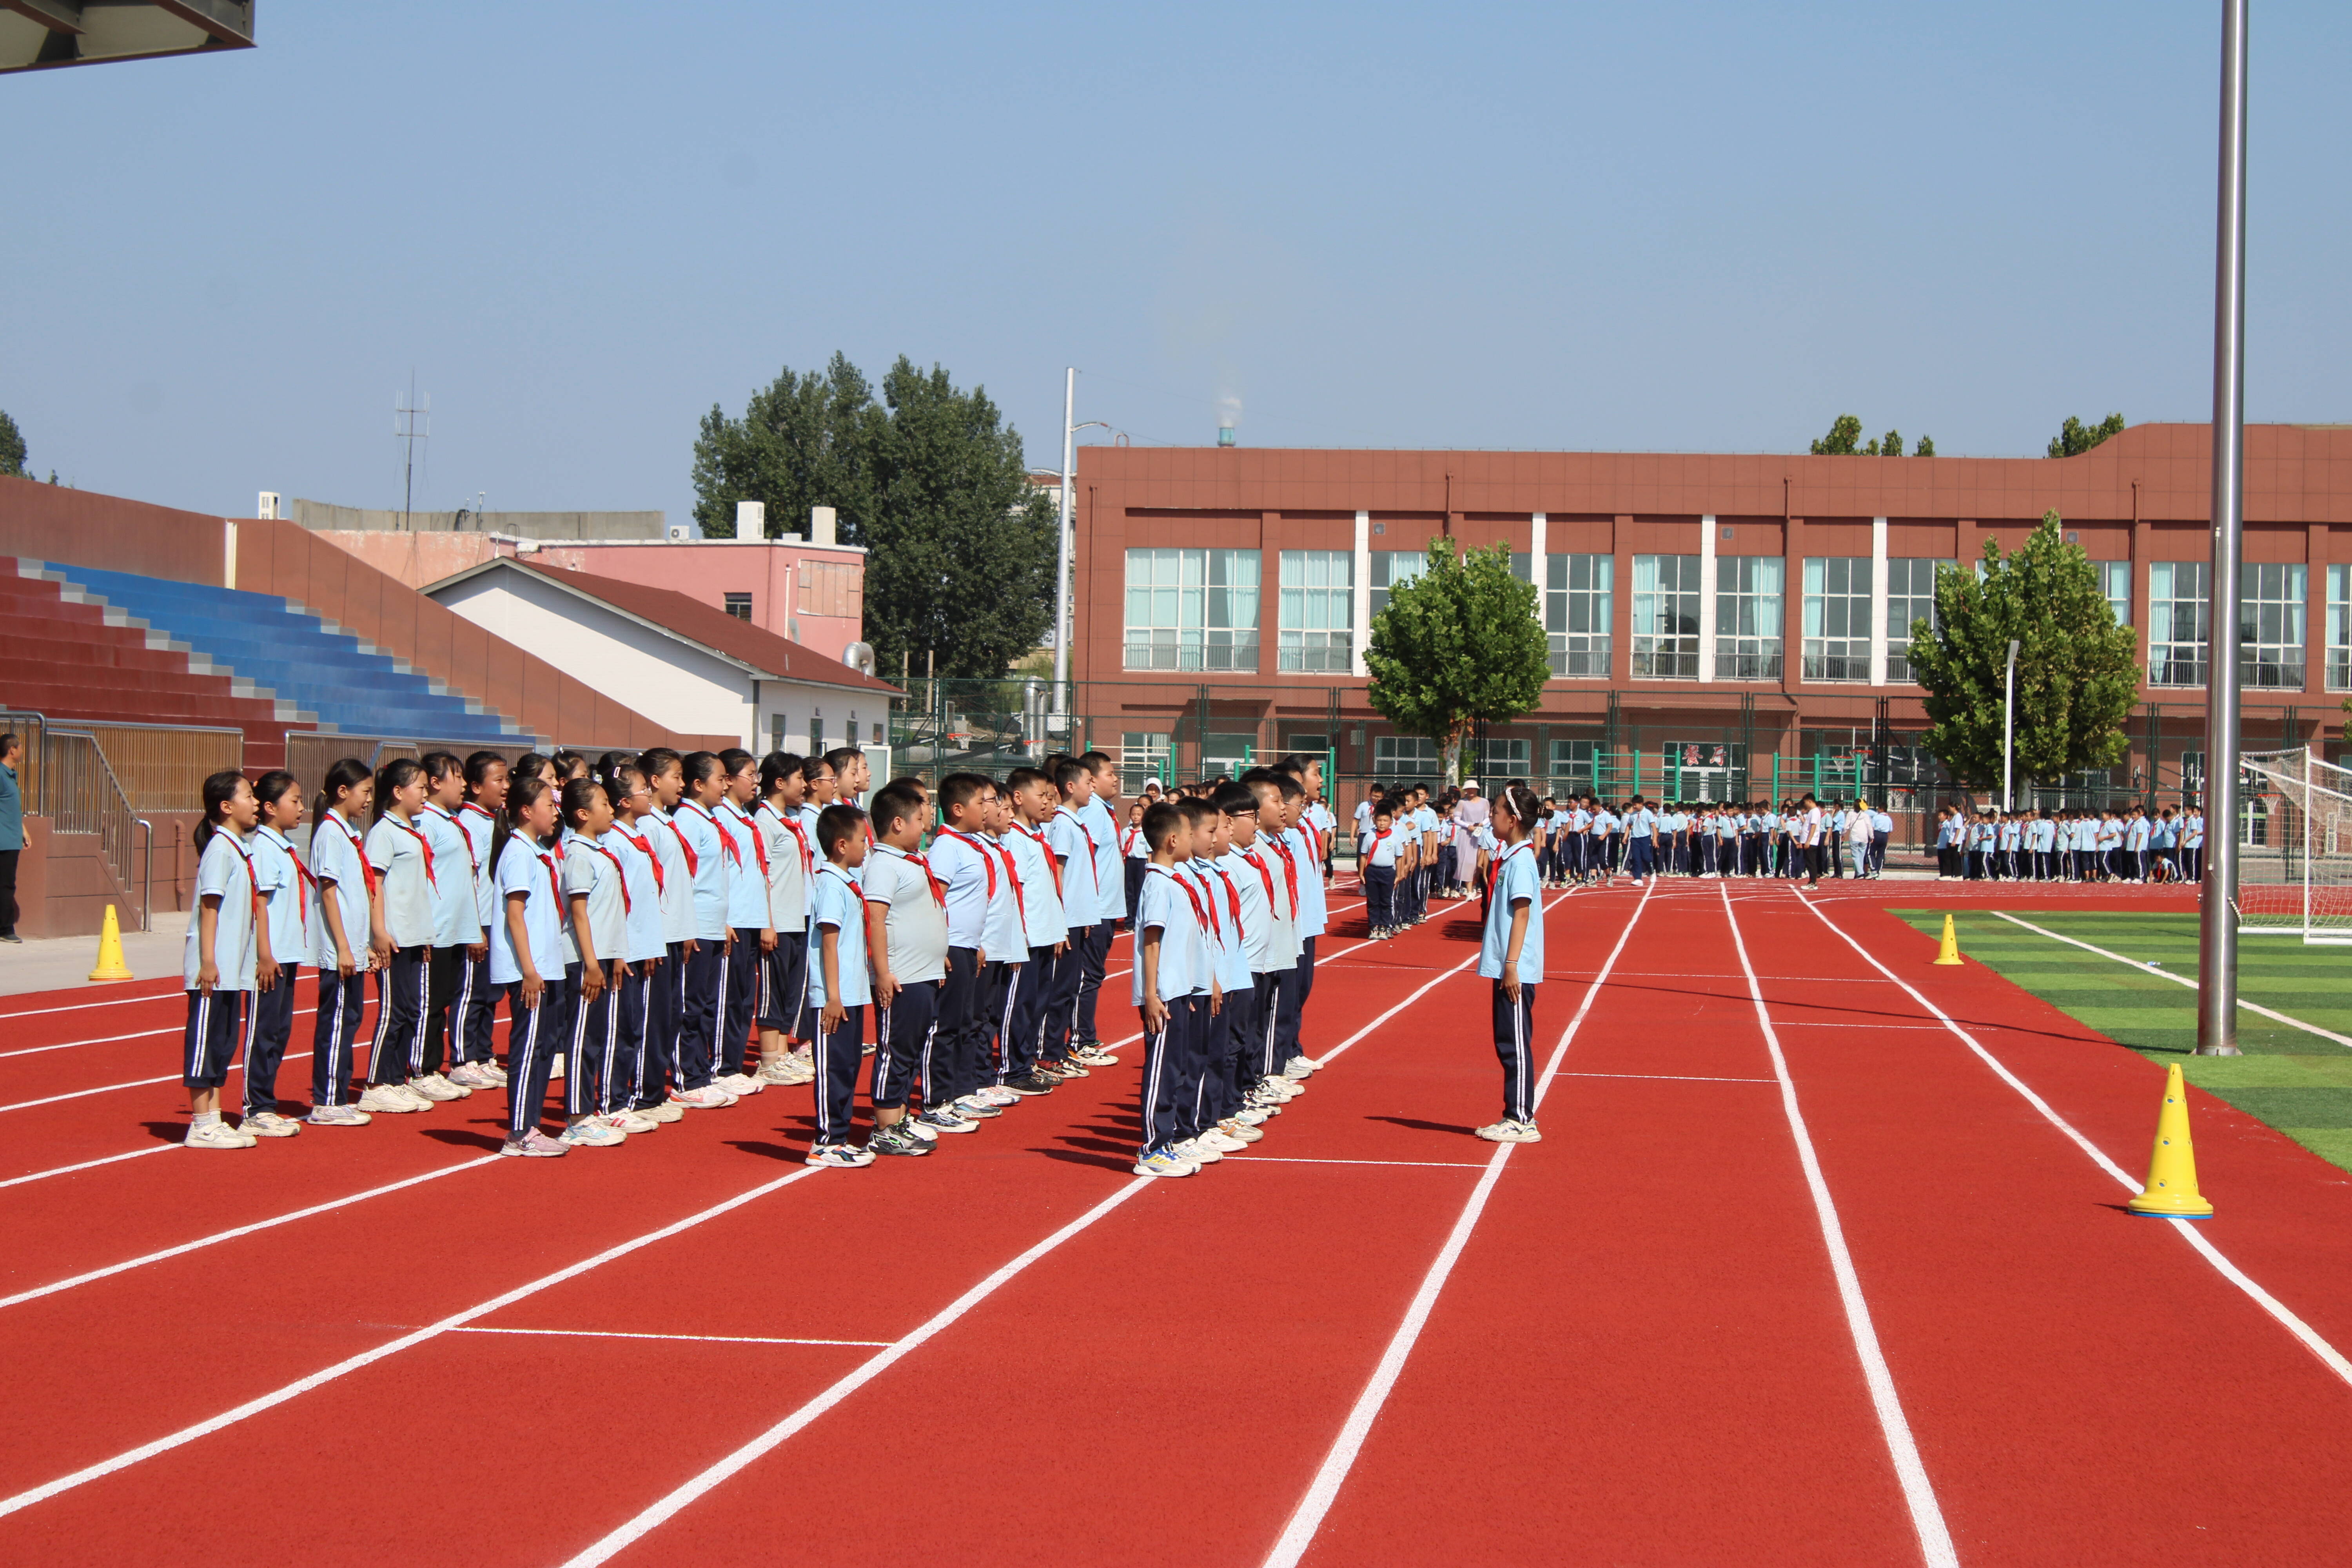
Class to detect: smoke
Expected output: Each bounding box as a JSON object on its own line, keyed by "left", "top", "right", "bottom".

{"left": 1216, "top": 388, "right": 1243, "bottom": 431}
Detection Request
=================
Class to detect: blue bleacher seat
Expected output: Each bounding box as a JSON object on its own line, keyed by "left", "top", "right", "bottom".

{"left": 22, "top": 560, "right": 534, "bottom": 744}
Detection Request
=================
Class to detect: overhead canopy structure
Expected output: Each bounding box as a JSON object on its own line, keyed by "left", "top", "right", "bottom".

{"left": 0, "top": 0, "right": 251, "bottom": 74}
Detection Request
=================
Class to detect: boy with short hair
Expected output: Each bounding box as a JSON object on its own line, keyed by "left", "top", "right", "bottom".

{"left": 1042, "top": 757, "right": 1106, "bottom": 1071}
{"left": 864, "top": 780, "right": 964, "bottom": 1145}
{"left": 1362, "top": 800, "right": 1402, "bottom": 936}
{"left": 998, "top": 767, "right": 1071, "bottom": 1093}
{"left": 1132, "top": 801, "right": 1214, "bottom": 1178}
{"left": 1071, "top": 750, "right": 1126, "bottom": 1062}
{"left": 806, "top": 802, "right": 878, "bottom": 1167}
{"left": 635, "top": 748, "right": 696, "bottom": 1115}
{"left": 1176, "top": 797, "right": 1249, "bottom": 1162}
{"left": 928, "top": 774, "right": 1010, "bottom": 1121}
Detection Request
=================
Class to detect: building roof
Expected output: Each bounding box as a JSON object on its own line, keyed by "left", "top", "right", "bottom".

{"left": 423, "top": 557, "right": 900, "bottom": 696}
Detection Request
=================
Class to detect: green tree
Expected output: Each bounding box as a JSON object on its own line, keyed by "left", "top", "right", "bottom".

{"left": 690, "top": 353, "right": 1053, "bottom": 677}
{"left": 1811, "top": 413, "right": 1933, "bottom": 456}
{"left": 0, "top": 409, "right": 26, "bottom": 478}
{"left": 1906, "top": 511, "right": 2139, "bottom": 789}
{"left": 2048, "top": 412, "right": 2125, "bottom": 458}
{"left": 1364, "top": 540, "right": 1549, "bottom": 781}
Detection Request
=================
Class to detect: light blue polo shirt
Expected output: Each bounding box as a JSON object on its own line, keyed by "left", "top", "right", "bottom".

{"left": 806, "top": 864, "right": 872, "bottom": 1008}
{"left": 1131, "top": 864, "right": 1208, "bottom": 1005}
{"left": 1476, "top": 843, "right": 1544, "bottom": 987}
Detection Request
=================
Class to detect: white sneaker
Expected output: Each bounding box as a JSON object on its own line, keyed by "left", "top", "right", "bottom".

{"left": 895, "top": 1117, "right": 940, "bottom": 1143}
{"left": 805, "top": 1143, "right": 875, "bottom": 1169}
{"left": 1283, "top": 1054, "right": 1321, "bottom": 1078}
{"left": 501, "top": 1128, "right": 568, "bottom": 1158}
{"left": 608, "top": 1109, "right": 659, "bottom": 1134}
{"left": 1174, "top": 1136, "right": 1223, "bottom": 1165}
{"left": 560, "top": 1117, "right": 627, "bottom": 1148}
{"left": 304, "top": 1103, "right": 371, "bottom": 1127}
{"left": 1474, "top": 1118, "right": 1542, "bottom": 1143}
{"left": 636, "top": 1100, "right": 685, "bottom": 1124}
{"left": 480, "top": 1061, "right": 511, "bottom": 1086}
{"left": 1219, "top": 1117, "right": 1263, "bottom": 1144}
{"left": 669, "top": 1086, "right": 734, "bottom": 1110}
{"left": 1134, "top": 1148, "right": 1197, "bottom": 1178}
{"left": 978, "top": 1085, "right": 1021, "bottom": 1107}
{"left": 394, "top": 1082, "right": 438, "bottom": 1111}
{"left": 183, "top": 1119, "right": 255, "bottom": 1149}
{"left": 446, "top": 1062, "right": 497, "bottom": 1090}
{"left": 1232, "top": 1106, "right": 1272, "bottom": 1127}
{"left": 359, "top": 1083, "right": 426, "bottom": 1114}
{"left": 409, "top": 1073, "right": 466, "bottom": 1102}
{"left": 717, "top": 1072, "right": 765, "bottom": 1096}
{"left": 241, "top": 1110, "right": 302, "bottom": 1138}
{"left": 1199, "top": 1127, "right": 1248, "bottom": 1153}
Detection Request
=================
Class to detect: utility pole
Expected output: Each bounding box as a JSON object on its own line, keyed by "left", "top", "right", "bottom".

{"left": 2003, "top": 638, "right": 2020, "bottom": 812}
{"left": 2196, "top": 0, "right": 2249, "bottom": 1056}
{"left": 1053, "top": 368, "right": 1075, "bottom": 718}
{"left": 395, "top": 374, "right": 429, "bottom": 532}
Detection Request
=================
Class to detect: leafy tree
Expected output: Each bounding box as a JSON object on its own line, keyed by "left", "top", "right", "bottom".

{"left": 0, "top": 409, "right": 25, "bottom": 478}
{"left": 1810, "top": 413, "right": 1933, "bottom": 457}
{"left": 1906, "top": 511, "right": 2138, "bottom": 789}
{"left": 1364, "top": 540, "right": 1548, "bottom": 782}
{"left": 691, "top": 353, "right": 1053, "bottom": 677}
{"left": 2048, "top": 412, "right": 2125, "bottom": 458}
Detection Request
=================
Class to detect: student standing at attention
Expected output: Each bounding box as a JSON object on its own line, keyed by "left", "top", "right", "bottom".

{"left": 1475, "top": 784, "right": 1546, "bottom": 1145}
{"left": 863, "top": 780, "right": 960, "bottom": 1147}
{"left": 452, "top": 753, "right": 510, "bottom": 1089}
{"left": 361, "top": 758, "right": 441, "bottom": 1116}
{"left": 754, "top": 752, "right": 815, "bottom": 1087}
{"left": 806, "top": 802, "right": 878, "bottom": 1167}
{"left": 492, "top": 776, "right": 573, "bottom": 1157}
{"left": 1132, "top": 799, "right": 1213, "bottom": 1179}
{"left": 413, "top": 752, "right": 485, "bottom": 1103}
{"left": 305, "top": 759, "right": 377, "bottom": 1126}
{"left": 240, "top": 770, "right": 310, "bottom": 1137}
{"left": 670, "top": 751, "right": 738, "bottom": 1109}
{"left": 181, "top": 769, "right": 274, "bottom": 1147}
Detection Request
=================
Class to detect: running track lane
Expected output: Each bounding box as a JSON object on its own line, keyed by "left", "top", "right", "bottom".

{"left": 1277, "top": 883, "right": 1936, "bottom": 1566}
{"left": 542, "top": 891, "right": 1602, "bottom": 1568}
{"left": 1734, "top": 885, "right": 2352, "bottom": 1560}
{"left": 0, "top": 898, "right": 1448, "bottom": 1559}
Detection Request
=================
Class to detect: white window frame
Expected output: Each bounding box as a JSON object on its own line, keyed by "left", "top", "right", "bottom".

{"left": 2149, "top": 561, "right": 2210, "bottom": 687}
{"left": 1803, "top": 557, "right": 1873, "bottom": 682}
{"left": 1631, "top": 554, "right": 1700, "bottom": 679}
{"left": 2241, "top": 562, "right": 2307, "bottom": 691}
{"left": 2328, "top": 564, "right": 2350, "bottom": 693}
{"left": 1277, "top": 549, "right": 1354, "bottom": 673}
{"left": 1545, "top": 554, "right": 1612, "bottom": 678}
{"left": 1713, "top": 555, "right": 1783, "bottom": 681}
{"left": 1883, "top": 558, "right": 1952, "bottom": 684}
{"left": 1122, "top": 548, "right": 1261, "bottom": 673}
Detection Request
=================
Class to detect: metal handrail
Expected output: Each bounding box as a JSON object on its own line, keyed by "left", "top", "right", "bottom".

{"left": 135, "top": 818, "right": 154, "bottom": 932}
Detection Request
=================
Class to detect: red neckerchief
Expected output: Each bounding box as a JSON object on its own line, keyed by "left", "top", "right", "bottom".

{"left": 989, "top": 834, "right": 1028, "bottom": 921}
{"left": 1157, "top": 863, "right": 1215, "bottom": 938}
{"left": 907, "top": 851, "right": 946, "bottom": 906}
{"left": 1264, "top": 835, "right": 1301, "bottom": 912}
{"left": 1204, "top": 862, "right": 1244, "bottom": 933}
{"left": 261, "top": 827, "right": 313, "bottom": 935}
{"left": 533, "top": 840, "right": 563, "bottom": 912}
{"left": 329, "top": 811, "right": 377, "bottom": 899}
{"left": 1237, "top": 845, "right": 1278, "bottom": 906}
{"left": 1120, "top": 824, "right": 1141, "bottom": 856}
{"left": 1487, "top": 841, "right": 1531, "bottom": 905}
{"left": 1056, "top": 806, "right": 1100, "bottom": 893}
{"left": 214, "top": 829, "right": 261, "bottom": 931}
{"left": 427, "top": 802, "right": 479, "bottom": 880}
{"left": 1016, "top": 821, "right": 1063, "bottom": 901}
{"left": 575, "top": 832, "right": 630, "bottom": 915}
{"left": 1242, "top": 843, "right": 1290, "bottom": 918}
{"left": 720, "top": 800, "right": 768, "bottom": 876}
{"left": 619, "top": 822, "right": 665, "bottom": 894}
{"left": 681, "top": 800, "right": 739, "bottom": 869}
{"left": 655, "top": 808, "right": 699, "bottom": 876}
{"left": 385, "top": 812, "right": 438, "bottom": 889}
{"left": 1179, "top": 864, "right": 1222, "bottom": 941}
{"left": 1299, "top": 815, "right": 1323, "bottom": 863}
{"left": 761, "top": 800, "right": 813, "bottom": 875}
{"left": 936, "top": 829, "right": 997, "bottom": 900}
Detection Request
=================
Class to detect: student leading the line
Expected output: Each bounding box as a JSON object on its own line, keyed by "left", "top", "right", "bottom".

{"left": 1475, "top": 783, "right": 1546, "bottom": 1145}
{"left": 180, "top": 769, "right": 274, "bottom": 1149}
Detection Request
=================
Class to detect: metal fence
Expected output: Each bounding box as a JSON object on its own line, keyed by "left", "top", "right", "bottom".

{"left": 73, "top": 722, "right": 242, "bottom": 813}
{"left": 20, "top": 721, "right": 145, "bottom": 929}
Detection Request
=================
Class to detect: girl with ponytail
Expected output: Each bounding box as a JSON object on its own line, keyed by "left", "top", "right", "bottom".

{"left": 357, "top": 757, "right": 438, "bottom": 1116}
{"left": 180, "top": 769, "right": 273, "bottom": 1149}
{"left": 1473, "top": 782, "right": 1547, "bottom": 1148}
{"left": 490, "top": 775, "right": 573, "bottom": 1156}
{"left": 240, "top": 771, "right": 310, "bottom": 1137}
{"left": 305, "top": 758, "right": 377, "bottom": 1126}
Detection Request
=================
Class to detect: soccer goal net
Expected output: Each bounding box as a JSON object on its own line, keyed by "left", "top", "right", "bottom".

{"left": 2238, "top": 747, "right": 2352, "bottom": 944}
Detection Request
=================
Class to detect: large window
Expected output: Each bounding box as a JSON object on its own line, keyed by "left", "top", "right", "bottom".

{"left": 1374, "top": 735, "right": 1440, "bottom": 777}
{"left": 1550, "top": 738, "right": 1602, "bottom": 789}
{"left": 1802, "top": 557, "right": 1873, "bottom": 681}
{"left": 1884, "top": 558, "right": 1951, "bottom": 683}
{"left": 2149, "top": 561, "right": 2208, "bottom": 686}
{"left": 2096, "top": 561, "right": 2131, "bottom": 627}
{"left": 1713, "top": 555, "right": 1783, "bottom": 679}
{"left": 2330, "top": 564, "right": 2350, "bottom": 692}
{"left": 1123, "top": 548, "right": 1260, "bottom": 672}
{"left": 2242, "top": 562, "right": 2306, "bottom": 690}
{"left": 1476, "top": 737, "right": 1530, "bottom": 780}
{"left": 1368, "top": 551, "right": 1428, "bottom": 619}
{"left": 1545, "top": 554, "right": 1612, "bottom": 677}
{"left": 1631, "top": 554, "right": 1700, "bottom": 679}
{"left": 1277, "top": 550, "right": 1353, "bottom": 672}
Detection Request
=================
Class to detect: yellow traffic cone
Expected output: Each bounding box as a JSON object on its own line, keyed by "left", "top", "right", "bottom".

{"left": 2127, "top": 1063, "right": 2213, "bottom": 1219}
{"left": 1932, "top": 912, "right": 1964, "bottom": 965}
{"left": 88, "top": 904, "right": 133, "bottom": 982}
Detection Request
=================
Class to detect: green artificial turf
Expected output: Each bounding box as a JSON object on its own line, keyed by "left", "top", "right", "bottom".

{"left": 1894, "top": 909, "right": 2352, "bottom": 1174}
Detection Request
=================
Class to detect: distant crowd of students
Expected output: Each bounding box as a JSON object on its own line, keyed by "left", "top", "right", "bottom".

{"left": 1932, "top": 804, "right": 2205, "bottom": 883}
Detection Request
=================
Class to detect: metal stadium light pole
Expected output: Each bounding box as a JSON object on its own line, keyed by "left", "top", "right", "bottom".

{"left": 2003, "top": 637, "right": 2020, "bottom": 812}
{"left": 2196, "top": 0, "right": 2250, "bottom": 1057}
{"left": 1053, "top": 368, "right": 1076, "bottom": 721}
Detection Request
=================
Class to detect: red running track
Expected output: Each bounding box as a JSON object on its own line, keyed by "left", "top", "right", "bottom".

{"left": 4, "top": 881, "right": 2350, "bottom": 1566}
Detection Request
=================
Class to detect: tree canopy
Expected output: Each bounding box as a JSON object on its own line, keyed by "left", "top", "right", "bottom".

{"left": 1363, "top": 540, "right": 1548, "bottom": 782}
{"left": 691, "top": 354, "right": 1055, "bottom": 679}
{"left": 1810, "top": 413, "right": 1932, "bottom": 457}
{"left": 1905, "top": 512, "right": 2139, "bottom": 789}
{"left": 0, "top": 409, "right": 25, "bottom": 479}
{"left": 2048, "top": 412, "right": 2126, "bottom": 458}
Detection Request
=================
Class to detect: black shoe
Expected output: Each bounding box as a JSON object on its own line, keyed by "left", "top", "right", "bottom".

{"left": 1004, "top": 1072, "right": 1058, "bottom": 1096}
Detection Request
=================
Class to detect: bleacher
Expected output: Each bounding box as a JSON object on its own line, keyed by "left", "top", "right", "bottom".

{"left": 17, "top": 559, "right": 534, "bottom": 746}
{"left": 0, "top": 559, "right": 300, "bottom": 768}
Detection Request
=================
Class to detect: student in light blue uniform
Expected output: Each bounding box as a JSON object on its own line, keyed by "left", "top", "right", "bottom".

{"left": 180, "top": 770, "right": 272, "bottom": 1149}
{"left": 557, "top": 776, "right": 633, "bottom": 1147}
{"left": 670, "top": 751, "right": 736, "bottom": 1105}
{"left": 416, "top": 751, "right": 486, "bottom": 1101}
{"left": 1132, "top": 799, "right": 1214, "bottom": 1178}
{"left": 241, "top": 771, "right": 310, "bottom": 1136}
{"left": 603, "top": 759, "right": 668, "bottom": 1122}
{"left": 1475, "top": 784, "right": 1546, "bottom": 1144}
{"left": 806, "top": 802, "right": 877, "bottom": 1167}
{"left": 1070, "top": 750, "right": 1128, "bottom": 1055}
{"left": 491, "top": 776, "right": 574, "bottom": 1157}
{"left": 453, "top": 753, "right": 509, "bottom": 1087}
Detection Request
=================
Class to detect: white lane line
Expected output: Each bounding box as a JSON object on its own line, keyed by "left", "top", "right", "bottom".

{"left": 1234, "top": 1156, "right": 1489, "bottom": 1170}
{"left": 1261, "top": 879, "right": 1650, "bottom": 1568}
{"left": 1721, "top": 886, "right": 1958, "bottom": 1568}
{"left": 446, "top": 1326, "right": 893, "bottom": 1349}
{"left": 0, "top": 988, "right": 187, "bottom": 1022}
{"left": 1555, "top": 1070, "right": 1777, "bottom": 1083}
{"left": 0, "top": 1163, "right": 828, "bottom": 1522}
{"left": 1795, "top": 892, "right": 2352, "bottom": 1392}
{"left": 558, "top": 1174, "right": 1161, "bottom": 1567}
{"left": 0, "top": 1050, "right": 318, "bottom": 1116}
{"left": 0, "top": 1154, "right": 504, "bottom": 1313}
{"left": 0, "top": 1143, "right": 175, "bottom": 1190}
{"left": 1984, "top": 909, "right": 2352, "bottom": 1050}
{"left": 0, "top": 1002, "right": 327, "bottom": 1060}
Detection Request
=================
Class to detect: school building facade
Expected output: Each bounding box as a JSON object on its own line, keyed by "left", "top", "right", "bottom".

{"left": 1053, "top": 422, "right": 2352, "bottom": 823}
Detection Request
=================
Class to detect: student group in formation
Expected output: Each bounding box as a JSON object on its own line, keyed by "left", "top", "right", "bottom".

{"left": 174, "top": 745, "right": 1563, "bottom": 1176}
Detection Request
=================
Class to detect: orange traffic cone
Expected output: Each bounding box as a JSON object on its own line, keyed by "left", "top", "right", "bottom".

{"left": 88, "top": 904, "right": 133, "bottom": 982}
{"left": 1932, "top": 912, "right": 1964, "bottom": 965}
{"left": 2127, "top": 1064, "right": 2213, "bottom": 1219}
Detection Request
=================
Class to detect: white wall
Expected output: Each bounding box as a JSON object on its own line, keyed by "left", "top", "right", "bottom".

{"left": 432, "top": 568, "right": 859, "bottom": 751}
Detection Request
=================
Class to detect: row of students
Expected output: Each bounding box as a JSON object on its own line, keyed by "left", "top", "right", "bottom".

{"left": 1933, "top": 804, "right": 2206, "bottom": 883}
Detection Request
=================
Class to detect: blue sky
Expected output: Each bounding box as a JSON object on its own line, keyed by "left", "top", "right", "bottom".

{"left": 2, "top": 2, "right": 2345, "bottom": 526}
